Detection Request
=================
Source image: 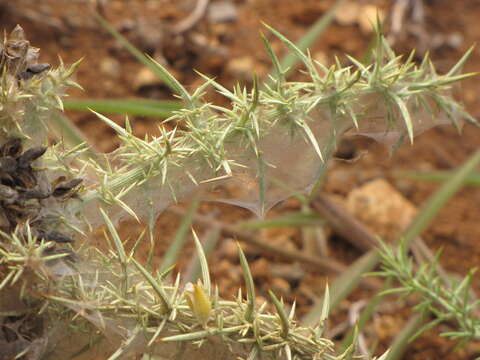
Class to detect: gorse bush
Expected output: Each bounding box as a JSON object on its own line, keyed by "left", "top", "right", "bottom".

{"left": 74, "top": 23, "right": 475, "bottom": 224}
{"left": 376, "top": 240, "right": 480, "bottom": 345}
{"left": 0, "top": 21, "right": 476, "bottom": 360}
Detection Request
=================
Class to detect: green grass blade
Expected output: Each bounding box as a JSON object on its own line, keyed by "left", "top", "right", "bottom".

{"left": 265, "top": 0, "right": 347, "bottom": 80}
{"left": 159, "top": 199, "right": 200, "bottom": 273}
{"left": 339, "top": 278, "right": 393, "bottom": 352}
{"left": 304, "top": 151, "right": 480, "bottom": 328}
{"left": 384, "top": 312, "right": 428, "bottom": 360}
{"left": 64, "top": 99, "right": 182, "bottom": 118}
{"left": 398, "top": 170, "right": 480, "bottom": 186}
{"left": 401, "top": 150, "right": 480, "bottom": 247}
{"left": 94, "top": 13, "right": 192, "bottom": 105}
{"left": 302, "top": 250, "right": 380, "bottom": 326}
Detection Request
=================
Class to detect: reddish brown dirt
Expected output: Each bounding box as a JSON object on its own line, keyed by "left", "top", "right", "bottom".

{"left": 2, "top": 0, "right": 480, "bottom": 359}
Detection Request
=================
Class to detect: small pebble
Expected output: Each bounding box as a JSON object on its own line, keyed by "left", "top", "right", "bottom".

{"left": 100, "top": 57, "right": 121, "bottom": 78}
{"left": 346, "top": 178, "right": 417, "bottom": 241}
{"left": 208, "top": 1, "right": 238, "bottom": 23}
{"left": 335, "top": 2, "right": 361, "bottom": 26}
{"left": 447, "top": 32, "right": 464, "bottom": 48}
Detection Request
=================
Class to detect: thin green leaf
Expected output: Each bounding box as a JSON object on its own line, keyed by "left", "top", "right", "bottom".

{"left": 268, "top": 290, "right": 290, "bottom": 338}
{"left": 340, "top": 279, "right": 393, "bottom": 353}
{"left": 265, "top": 0, "right": 348, "bottom": 79}
{"left": 184, "top": 228, "right": 220, "bottom": 284}
{"left": 132, "top": 258, "right": 172, "bottom": 311}
{"left": 160, "top": 199, "right": 200, "bottom": 273}
{"left": 64, "top": 99, "right": 182, "bottom": 118}
{"left": 191, "top": 229, "right": 211, "bottom": 295}
{"left": 261, "top": 32, "right": 285, "bottom": 84}
{"left": 447, "top": 44, "right": 476, "bottom": 77}
{"left": 100, "top": 208, "right": 126, "bottom": 264}
{"left": 93, "top": 110, "right": 131, "bottom": 137}
{"left": 238, "top": 243, "right": 256, "bottom": 322}
{"left": 264, "top": 23, "right": 309, "bottom": 68}
{"left": 402, "top": 150, "right": 480, "bottom": 248}
{"left": 302, "top": 250, "right": 379, "bottom": 326}
{"left": 385, "top": 312, "right": 428, "bottom": 360}
{"left": 391, "top": 93, "right": 413, "bottom": 143}
{"left": 94, "top": 13, "right": 192, "bottom": 106}
{"left": 398, "top": 170, "right": 480, "bottom": 186}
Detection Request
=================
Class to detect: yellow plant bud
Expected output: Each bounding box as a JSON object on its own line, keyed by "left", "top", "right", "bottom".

{"left": 185, "top": 281, "right": 212, "bottom": 326}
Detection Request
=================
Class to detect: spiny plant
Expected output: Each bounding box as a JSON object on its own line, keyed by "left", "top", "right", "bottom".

{"left": 0, "top": 19, "right": 476, "bottom": 360}
{"left": 59, "top": 21, "right": 476, "bottom": 227}
{"left": 376, "top": 239, "right": 480, "bottom": 345}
